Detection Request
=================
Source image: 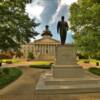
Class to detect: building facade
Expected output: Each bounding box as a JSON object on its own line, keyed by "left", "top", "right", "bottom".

{"left": 21, "top": 25, "right": 60, "bottom": 60}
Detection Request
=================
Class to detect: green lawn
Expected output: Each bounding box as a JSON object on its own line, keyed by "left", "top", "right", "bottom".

{"left": 32, "top": 61, "right": 52, "bottom": 65}
{"left": 0, "top": 58, "right": 20, "bottom": 64}
{"left": 88, "top": 67, "right": 100, "bottom": 76}
{"left": 0, "top": 68, "right": 22, "bottom": 89}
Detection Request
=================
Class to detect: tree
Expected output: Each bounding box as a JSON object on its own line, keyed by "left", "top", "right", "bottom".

{"left": 70, "top": 0, "right": 100, "bottom": 58}
{"left": 0, "top": 0, "right": 39, "bottom": 51}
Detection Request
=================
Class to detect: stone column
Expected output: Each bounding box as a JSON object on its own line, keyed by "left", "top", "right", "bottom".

{"left": 37, "top": 44, "right": 39, "bottom": 52}
{"left": 47, "top": 44, "right": 49, "bottom": 54}
{"left": 53, "top": 44, "right": 55, "bottom": 56}
{"left": 51, "top": 44, "right": 53, "bottom": 56}
{"left": 48, "top": 44, "right": 50, "bottom": 54}
{"left": 43, "top": 44, "right": 45, "bottom": 54}
{"left": 41, "top": 44, "right": 43, "bottom": 54}
{"left": 40, "top": 44, "right": 42, "bottom": 54}
{"left": 42, "top": 44, "right": 43, "bottom": 54}
{"left": 35, "top": 44, "right": 37, "bottom": 54}
{"left": 45, "top": 44, "right": 47, "bottom": 54}
{"left": 34, "top": 44, "right": 35, "bottom": 54}
{"left": 35, "top": 44, "right": 37, "bottom": 57}
{"left": 39, "top": 44, "right": 41, "bottom": 53}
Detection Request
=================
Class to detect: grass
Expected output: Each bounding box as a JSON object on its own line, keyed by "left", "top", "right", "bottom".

{"left": 0, "top": 68, "right": 22, "bottom": 89}
{"left": 0, "top": 58, "right": 19, "bottom": 64}
{"left": 30, "top": 61, "right": 53, "bottom": 69}
{"left": 88, "top": 67, "right": 100, "bottom": 76}
{"left": 32, "top": 61, "right": 52, "bottom": 65}
{"left": 78, "top": 59, "right": 100, "bottom": 64}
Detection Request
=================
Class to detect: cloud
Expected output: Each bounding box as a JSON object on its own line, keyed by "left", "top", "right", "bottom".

{"left": 25, "top": 0, "right": 77, "bottom": 43}
{"left": 49, "top": 0, "right": 78, "bottom": 25}
{"left": 25, "top": 0, "right": 44, "bottom": 20}
{"left": 61, "top": 0, "right": 78, "bottom": 6}
{"left": 49, "top": 3, "right": 62, "bottom": 25}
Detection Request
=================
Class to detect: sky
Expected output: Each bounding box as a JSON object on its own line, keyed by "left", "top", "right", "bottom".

{"left": 26, "top": 0, "right": 78, "bottom": 43}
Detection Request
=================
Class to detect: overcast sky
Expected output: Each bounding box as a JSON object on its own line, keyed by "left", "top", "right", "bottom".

{"left": 26, "top": 0, "right": 77, "bottom": 43}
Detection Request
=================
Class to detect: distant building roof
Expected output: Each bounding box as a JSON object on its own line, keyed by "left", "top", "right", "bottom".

{"left": 41, "top": 25, "right": 53, "bottom": 37}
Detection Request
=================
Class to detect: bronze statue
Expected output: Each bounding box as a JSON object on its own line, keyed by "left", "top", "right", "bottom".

{"left": 57, "top": 16, "right": 69, "bottom": 45}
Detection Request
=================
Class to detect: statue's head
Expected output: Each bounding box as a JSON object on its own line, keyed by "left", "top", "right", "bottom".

{"left": 61, "top": 16, "right": 64, "bottom": 21}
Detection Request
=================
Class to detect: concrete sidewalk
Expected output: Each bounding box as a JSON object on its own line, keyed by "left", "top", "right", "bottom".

{"left": 0, "top": 68, "right": 44, "bottom": 100}
{"left": 1, "top": 61, "right": 33, "bottom": 68}
{"left": 0, "top": 67, "right": 100, "bottom": 100}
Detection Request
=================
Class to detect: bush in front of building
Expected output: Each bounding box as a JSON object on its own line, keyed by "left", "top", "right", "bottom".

{"left": 83, "top": 60, "right": 90, "bottom": 63}
{"left": 27, "top": 52, "right": 34, "bottom": 60}
{"left": 15, "top": 50, "right": 23, "bottom": 58}
{"left": 0, "top": 68, "right": 22, "bottom": 89}
{"left": 0, "top": 53, "right": 12, "bottom": 59}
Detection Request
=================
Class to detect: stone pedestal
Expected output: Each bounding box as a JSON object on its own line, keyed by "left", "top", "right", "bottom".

{"left": 53, "top": 45, "right": 85, "bottom": 78}
{"left": 36, "top": 45, "right": 100, "bottom": 94}
{"left": 53, "top": 65, "right": 84, "bottom": 78}
{"left": 55, "top": 45, "right": 77, "bottom": 65}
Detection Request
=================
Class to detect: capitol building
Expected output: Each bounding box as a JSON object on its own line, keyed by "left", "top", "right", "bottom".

{"left": 21, "top": 25, "right": 60, "bottom": 60}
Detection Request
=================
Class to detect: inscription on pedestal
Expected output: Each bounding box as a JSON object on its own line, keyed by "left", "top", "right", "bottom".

{"left": 56, "top": 45, "right": 77, "bottom": 65}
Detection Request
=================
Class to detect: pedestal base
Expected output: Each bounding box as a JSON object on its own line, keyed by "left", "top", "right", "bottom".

{"left": 36, "top": 45, "right": 100, "bottom": 94}
{"left": 36, "top": 70, "right": 100, "bottom": 94}
{"left": 53, "top": 65, "right": 85, "bottom": 78}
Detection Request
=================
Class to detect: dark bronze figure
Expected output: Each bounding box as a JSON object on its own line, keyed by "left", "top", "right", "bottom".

{"left": 57, "top": 16, "right": 69, "bottom": 45}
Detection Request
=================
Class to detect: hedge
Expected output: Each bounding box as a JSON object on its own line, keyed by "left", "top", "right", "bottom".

{"left": 30, "top": 64, "right": 52, "bottom": 69}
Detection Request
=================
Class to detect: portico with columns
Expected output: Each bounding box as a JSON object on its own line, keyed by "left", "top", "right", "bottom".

{"left": 21, "top": 25, "right": 60, "bottom": 60}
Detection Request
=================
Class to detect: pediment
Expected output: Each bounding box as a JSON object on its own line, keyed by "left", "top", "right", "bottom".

{"left": 33, "top": 37, "right": 60, "bottom": 44}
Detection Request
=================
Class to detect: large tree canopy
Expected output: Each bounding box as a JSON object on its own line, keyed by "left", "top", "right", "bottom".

{"left": 70, "top": 0, "right": 100, "bottom": 58}
{"left": 0, "top": 0, "right": 39, "bottom": 51}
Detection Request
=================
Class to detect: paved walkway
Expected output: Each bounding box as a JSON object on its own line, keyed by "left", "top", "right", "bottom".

{"left": 0, "top": 67, "right": 100, "bottom": 100}
{"left": 80, "top": 63, "right": 100, "bottom": 69}
{"left": 1, "top": 61, "right": 34, "bottom": 68}
{"left": 0, "top": 67, "right": 44, "bottom": 100}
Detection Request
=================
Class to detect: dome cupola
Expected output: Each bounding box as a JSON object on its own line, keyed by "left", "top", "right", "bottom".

{"left": 41, "top": 25, "right": 53, "bottom": 37}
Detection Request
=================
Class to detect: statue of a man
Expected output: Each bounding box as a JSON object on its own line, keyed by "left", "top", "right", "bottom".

{"left": 57, "top": 16, "right": 69, "bottom": 45}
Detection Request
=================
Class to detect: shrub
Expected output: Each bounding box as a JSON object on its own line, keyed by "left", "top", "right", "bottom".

{"left": 27, "top": 52, "right": 34, "bottom": 60}
{"left": 96, "top": 62, "right": 99, "bottom": 66}
{"left": 84, "top": 60, "right": 90, "bottom": 63}
{"left": 6, "top": 60, "right": 12, "bottom": 64}
{"left": 16, "top": 51, "right": 23, "bottom": 58}
{"left": 77, "top": 53, "right": 89, "bottom": 59}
